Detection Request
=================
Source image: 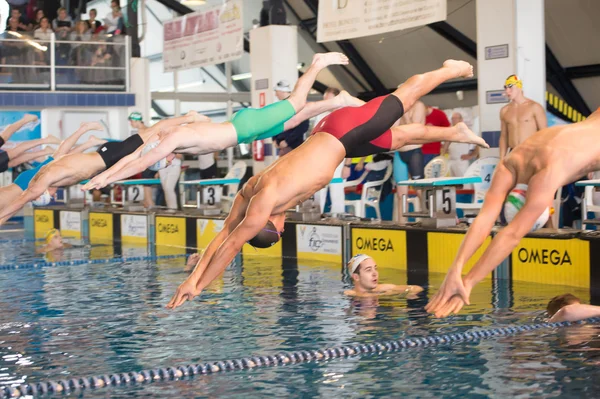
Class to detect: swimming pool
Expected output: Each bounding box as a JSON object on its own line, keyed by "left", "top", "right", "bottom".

{"left": 0, "top": 235, "right": 598, "bottom": 398}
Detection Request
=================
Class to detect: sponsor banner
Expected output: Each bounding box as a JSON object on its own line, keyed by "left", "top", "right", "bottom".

{"left": 59, "top": 211, "right": 81, "bottom": 239}
{"left": 34, "top": 209, "right": 54, "bottom": 239}
{"left": 197, "top": 218, "right": 225, "bottom": 250}
{"left": 121, "top": 214, "right": 148, "bottom": 244}
{"left": 317, "top": 0, "right": 447, "bottom": 42}
{"left": 163, "top": 0, "right": 244, "bottom": 72}
{"left": 89, "top": 212, "right": 113, "bottom": 243}
{"left": 155, "top": 216, "right": 186, "bottom": 249}
{"left": 427, "top": 232, "right": 492, "bottom": 279}
{"left": 296, "top": 224, "right": 343, "bottom": 264}
{"left": 512, "top": 238, "right": 590, "bottom": 288}
{"left": 350, "top": 228, "right": 407, "bottom": 270}
{"left": 0, "top": 111, "right": 41, "bottom": 142}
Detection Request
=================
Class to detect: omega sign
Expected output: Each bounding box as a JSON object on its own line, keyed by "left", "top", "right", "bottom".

{"left": 517, "top": 248, "right": 572, "bottom": 266}
{"left": 158, "top": 223, "right": 179, "bottom": 234}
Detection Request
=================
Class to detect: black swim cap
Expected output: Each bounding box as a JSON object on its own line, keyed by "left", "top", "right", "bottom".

{"left": 247, "top": 220, "right": 281, "bottom": 248}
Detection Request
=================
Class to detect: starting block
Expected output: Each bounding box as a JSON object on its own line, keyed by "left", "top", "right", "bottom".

{"left": 110, "top": 179, "right": 161, "bottom": 207}
{"left": 575, "top": 179, "right": 600, "bottom": 229}
{"left": 179, "top": 178, "right": 241, "bottom": 215}
{"left": 397, "top": 176, "right": 482, "bottom": 228}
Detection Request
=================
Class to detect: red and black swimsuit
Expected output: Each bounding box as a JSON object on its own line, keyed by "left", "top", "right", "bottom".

{"left": 311, "top": 95, "right": 405, "bottom": 157}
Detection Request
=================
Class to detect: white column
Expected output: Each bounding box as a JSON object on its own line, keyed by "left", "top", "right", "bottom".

{"left": 249, "top": 25, "right": 298, "bottom": 175}
{"left": 476, "top": 0, "right": 545, "bottom": 156}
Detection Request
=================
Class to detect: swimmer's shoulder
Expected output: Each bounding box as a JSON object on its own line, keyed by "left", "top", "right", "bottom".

{"left": 344, "top": 289, "right": 357, "bottom": 296}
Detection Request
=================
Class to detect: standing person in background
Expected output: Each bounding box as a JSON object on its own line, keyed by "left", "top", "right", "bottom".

{"left": 198, "top": 153, "right": 217, "bottom": 179}
{"left": 128, "top": 111, "right": 158, "bottom": 208}
{"left": 272, "top": 80, "right": 309, "bottom": 156}
{"left": 499, "top": 75, "right": 547, "bottom": 160}
{"left": 422, "top": 104, "right": 451, "bottom": 166}
{"left": 441, "top": 112, "right": 476, "bottom": 177}
{"left": 159, "top": 153, "right": 182, "bottom": 210}
{"left": 104, "top": 0, "right": 122, "bottom": 35}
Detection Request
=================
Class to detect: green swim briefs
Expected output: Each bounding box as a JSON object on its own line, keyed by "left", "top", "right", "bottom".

{"left": 230, "top": 99, "right": 296, "bottom": 144}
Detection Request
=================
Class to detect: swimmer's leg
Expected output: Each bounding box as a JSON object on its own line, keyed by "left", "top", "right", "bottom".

{"left": 53, "top": 121, "right": 104, "bottom": 159}
{"left": 390, "top": 122, "right": 488, "bottom": 150}
{"left": 9, "top": 147, "right": 53, "bottom": 167}
{"left": 232, "top": 53, "right": 349, "bottom": 143}
{"left": 0, "top": 114, "right": 38, "bottom": 147}
{"left": 68, "top": 136, "right": 108, "bottom": 155}
{"left": 392, "top": 60, "right": 473, "bottom": 112}
{"left": 5, "top": 135, "right": 60, "bottom": 160}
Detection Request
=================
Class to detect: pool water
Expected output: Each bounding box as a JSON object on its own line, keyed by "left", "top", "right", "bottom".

{"left": 0, "top": 235, "right": 599, "bottom": 398}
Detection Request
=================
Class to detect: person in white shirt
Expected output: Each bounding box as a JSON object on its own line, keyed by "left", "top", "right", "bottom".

{"left": 104, "top": 0, "right": 122, "bottom": 34}
{"left": 33, "top": 17, "right": 52, "bottom": 40}
{"left": 441, "top": 112, "right": 477, "bottom": 177}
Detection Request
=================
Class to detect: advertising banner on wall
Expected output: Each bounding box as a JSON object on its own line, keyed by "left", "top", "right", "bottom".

{"left": 163, "top": 0, "right": 244, "bottom": 72}
{"left": 0, "top": 111, "right": 41, "bottom": 143}
{"left": 317, "top": 0, "right": 447, "bottom": 42}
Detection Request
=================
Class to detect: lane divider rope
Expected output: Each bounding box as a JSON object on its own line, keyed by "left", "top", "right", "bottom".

{"left": 3, "top": 317, "right": 598, "bottom": 398}
{"left": 0, "top": 254, "right": 190, "bottom": 271}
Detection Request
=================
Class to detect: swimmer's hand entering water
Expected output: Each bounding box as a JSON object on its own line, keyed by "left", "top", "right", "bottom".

{"left": 167, "top": 278, "right": 202, "bottom": 309}
{"left": 425, "top": 267, "right": 471, "bottom": 318}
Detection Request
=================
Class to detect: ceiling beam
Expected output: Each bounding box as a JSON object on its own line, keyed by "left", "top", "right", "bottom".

{"left": 428, "top": 21, "right": 477, "bottom": 59}
{"left": 545, "top": 45, "right": 591, "bottom": 116}
{"left": 565, "top": 64, "right": 600, "bottom": 80}
{"left": 302, "top": 0, "right": 388, "bottom": 95}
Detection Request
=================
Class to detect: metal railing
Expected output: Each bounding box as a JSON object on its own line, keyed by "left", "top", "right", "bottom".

{"left": 0, "top": 32, "right": 130, "bottom": 91}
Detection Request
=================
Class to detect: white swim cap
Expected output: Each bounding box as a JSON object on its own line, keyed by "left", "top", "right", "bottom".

{"left": 32, "top": 190, "right": 52, "bottom": 207}
{"left": 503, "top": 184, "right": 552, "bottom": 232}
{"left": 141, "top": 141, "right": 167, "bottom": 171}
{"left": 347, "top": 254, "right": 373, "bottom": 274}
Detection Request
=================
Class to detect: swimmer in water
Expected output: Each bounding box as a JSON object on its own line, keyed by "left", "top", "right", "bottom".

{"left": 426, "top": 108, "right": 600, "bottom": 318}
{"left": 36, "top": 229, "right": 72, "bottom": 254}
{"left": 547, "top": 294, "right": 600, "bottom": 323}
{"left": 0, "top": 111, "right": 204, "bottom": 224}
{"left": 344, "top": 254, "right": 423, "bottom": 298}
{"left": 82, "top": 52, "right": 360, "bottom": 190}
{"left": 167, "top": 59, "right": 487, "bottom": 309}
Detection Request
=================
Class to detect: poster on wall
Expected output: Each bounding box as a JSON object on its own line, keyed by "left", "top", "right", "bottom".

{"left": 0, "top": 111, "right": 41, "bottom": 144}
{"left": 163, "top": 0, "right": 244, "bottom": 72}
{"left": 317, "top": 0, "right": 447, "bottom": 42}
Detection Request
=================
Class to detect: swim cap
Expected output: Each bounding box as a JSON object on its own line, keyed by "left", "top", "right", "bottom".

{"left": 32, "top": 190, "right": 53, "bottom": 206}
{"left": 347, "top": 254, "right": 372, "bottom": 274}
{"left": 128, "top": 111, "right": 143, "bottom": 121}
{"left": 45, "top": 228, "right": 60, "bottom": 244}
{"left": 504, "top": 74, "right": 522, "bottom": 89}
{"left": 247, "top": 220, "right": 281, "bottom": 248}
{"left": 141, "top": 141, "right": 168, "bottom": 171}
{"left": 503, "top": 184, "right": 553, "bottom": 232}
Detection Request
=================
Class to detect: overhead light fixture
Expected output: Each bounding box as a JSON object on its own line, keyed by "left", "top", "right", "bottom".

{"left": 231, "top": 63, "right": 304, "bottom": 81}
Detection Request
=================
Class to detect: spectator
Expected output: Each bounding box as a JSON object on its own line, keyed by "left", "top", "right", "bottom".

{"left": 33, "top": 16, "right": 52, "bottom": 40}
{"left": 32, "top": 8, "right": 44, "bottom": 30}
{"left": 70, "top": 20, "right": 91, "bottom": 43}
{"left": 87, "top": 9, "right": 102, "bottom": 33}
{"left": 441, "top": 112, "right": 476, "bottom": 177}
{"left": 6, "top": 0, "right": 28, "bottom": 17}
{"left": 52, "top": 7, "right": 72, "bottom": 37}
{"left": 272, "top": 80, "right": 308, "bottom": 156}
{"left": 422, "top": 105, "right": 451, "bottom": 165}
{"left": 6, "top": 8, "right": 31, "bottom": 31}
{"left": 104, "top": 0, "right": 123, "bottom": 35}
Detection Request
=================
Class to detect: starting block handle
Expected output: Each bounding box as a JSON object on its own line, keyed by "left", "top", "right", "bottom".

{"left": 401, "top": 193, "right": 434, "bottom": 218}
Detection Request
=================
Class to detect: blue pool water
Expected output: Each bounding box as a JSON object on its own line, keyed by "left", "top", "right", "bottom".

{"left": 0, "top": 233, "right": 599, "bottom": 398}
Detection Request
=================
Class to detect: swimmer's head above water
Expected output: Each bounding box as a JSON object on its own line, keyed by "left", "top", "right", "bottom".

{"left": 547, "top": 293, "right": 581, "bottom": 318}
{"left": 504, "top": 74, "right": 523, "bottom": 101}
{"left": 347, "top": 254, "right": 379, "bottom": 290}
{"left": 45, "top": 228, "right": 64, "bottom": 249}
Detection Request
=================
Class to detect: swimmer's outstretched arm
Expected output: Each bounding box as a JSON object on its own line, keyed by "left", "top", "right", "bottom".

{"left": 82, "top": 133, "right": 159, "bottom": 191}
{"left": 427, "top": 169, "right": 555, "bottom": 318}
{"left": 549, "top": 304, "right": 600, "bottom": 323}
{"left": 167, "top": 190, "right": 274, "bottom": 309}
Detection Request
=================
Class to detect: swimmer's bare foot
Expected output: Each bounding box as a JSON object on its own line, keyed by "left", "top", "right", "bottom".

{"left": 455, "top": 122, "right": 489, "bottom": 148}
{"left": 443, "top": 60, "right": 474, "bottom": 78}
{"left": 23, "top": 114, "right": 38, "bottom": 123}
{"left": 80, "top": 121, "right": 104, "bottom": 132}
{"left": 44, "top": 135, "right": 61, "bottom": 145}
{"left": 336, "top": 90, "right": 365, "bottom": 108}
{"left": 87, "top": 135, "right": 107, "bottom": 147}
{"left": 186, "top": 110, "right": 211, "bottom": 123}
{"left": 311, "top": 52, "right": 349, "bottom": 70}
{"left": 185, "top": 253, "right": 201, "bottom": 271}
